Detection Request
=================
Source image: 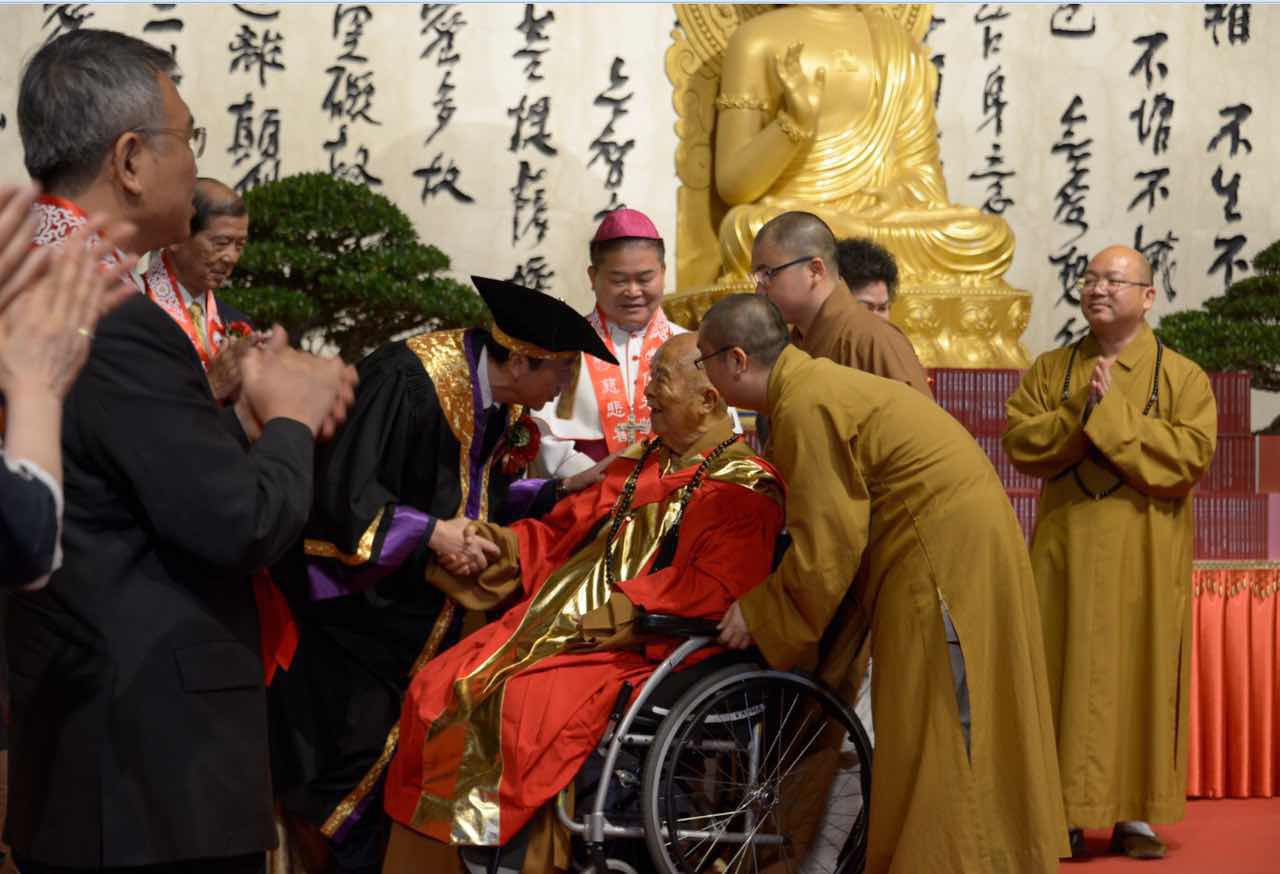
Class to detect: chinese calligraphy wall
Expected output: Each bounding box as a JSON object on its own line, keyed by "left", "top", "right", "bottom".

{"left": 0, "top": 3, "right": 1275, "bottom": 373}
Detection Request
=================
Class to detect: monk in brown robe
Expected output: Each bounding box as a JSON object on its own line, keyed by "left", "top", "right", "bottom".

{"left": 750, "top": 210, "right": 932, "bottom": 398}
{"left": 698, "top": 294, "right": 1067, "bottom": 873}
{"left": 1004, "top": 246, "right": 1217, "bottom": 860}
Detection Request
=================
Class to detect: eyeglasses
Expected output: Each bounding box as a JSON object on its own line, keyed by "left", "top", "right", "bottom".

{"left": 131, "top": 125, "right": 207, "bottom": 159}
{"left": 693, "top": 346, "right": 735, "bottom": 370}
{"left": 1074, "top": 275, "right": 1151, "bottom": 293}
{"left": 750, "top": 255, "right": 816, "bottom": 288}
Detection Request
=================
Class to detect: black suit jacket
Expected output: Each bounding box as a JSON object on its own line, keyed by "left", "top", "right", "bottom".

{"left": 4, "top": 294, "right": 315, "bottom": 867}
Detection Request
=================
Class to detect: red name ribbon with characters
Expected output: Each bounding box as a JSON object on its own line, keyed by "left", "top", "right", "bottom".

{"left": 585, "top": 306, "right": 672, "bottom": 453}
{"left": 142, "top": 251, "right": 226, "bottom": 371}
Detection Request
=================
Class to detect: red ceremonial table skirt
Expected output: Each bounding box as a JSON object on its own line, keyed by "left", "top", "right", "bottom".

{"left": 1188, "top": 561, "right": 1280, "bottom": 798}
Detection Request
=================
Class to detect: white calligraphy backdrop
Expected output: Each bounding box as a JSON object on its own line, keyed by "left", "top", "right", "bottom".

{"left": 0, "top": 4, "right": 1276, "bottom": 413}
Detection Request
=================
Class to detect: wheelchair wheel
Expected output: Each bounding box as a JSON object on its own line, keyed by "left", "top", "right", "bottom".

{"left": 641, "top": 666, "right": 871, "bottom": 874}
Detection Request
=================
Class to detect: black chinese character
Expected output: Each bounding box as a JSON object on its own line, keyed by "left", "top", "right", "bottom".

{"left": 1209, "top": 234, "right": 1249, "bottom": 288}
{"left": 1129, "top": 93, "right": 1174, "bottom": 155}
{"left": 510, "top": 256, "right": 555, "bottom": 293}
{"left": 974, "top": 5, "right": 1009, "bottom": 60}
{"left": 422, "top": 4, "right": 466, "bottom": 65}
{"left": 1055, "top": 317, "right": 1089, "bottom": 347}
{"left": 414, "top": 153, "right": 473, "bottom": 204}
{"left": 333, "top": 4, "right": 372, "bottom": 63}
{"left": 1050, "top": 246, "right": 1089, "bottom": 306}
{"left": 1204, "top": 4, "right": 1250, "bottom": 46}
{"left": 930, "top": 53, "right": 945, "bottom": 106}
{"left": 227, "top": 93, "right": 257, "bottom": 165}
{"left": 1127, "top": 167, "right": 1171, "bottom": 213}
{"left": 229, "top": 25, "right": 285, "bottom": 88}
{"left": 1206, "top": 103, "right": 1253, "bottom": 156}
{"left": 1129, "top": 32, "right": 1169, "bottom": 89}
{"left": 514, "top": 4, "right": 555, "bottom": 81}
{"left": 924, "top": 14, "right": 945, "bottom": 43}
{"left": 978, "top": 66, "right": 1007, "bottom": 136}
{"left": 510, "top": 160, "right": 549, "bottom": 245}
{"left": 425, "top": 70, "right": 457, "bottom": 144}
{"left": 42, "top": 4, "right": 94, "bottom": 42}
{"left": 1211, "top": 166, "right": 1242, "bottom": 222}
{"left": 324, "top": 66, "right": 381, "bottom": 126}
{"left": 144, "top": 4, "right": 183, "bottom": 33}
{"left": 1134, "top": 224, "right": 1179, "bottom": 301}
{"left": 969, "top": 143, "right": 1016, "bottom": 214}
{"left": 508, "top": 95, "right": 557, "bottom": 156}
{"left": 233, "top": 4, "right": 280, "bottom": 20}
{"left": 324, "top": 125, "right": 383, "bottom": 187}
{"left": 1050, "top": 4, "right": 1096, "bottom": 38}
{"left": 593, "top": 191, "right": 627, "bottom": 222}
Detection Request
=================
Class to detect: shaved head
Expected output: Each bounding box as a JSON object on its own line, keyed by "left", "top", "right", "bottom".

{"left": 655, "top": 333, "right": 726, "bottom": 414}
{"left": 700, "top": 294, "right": 791, "bottom": 368}
{"left": 756, "top": 211, "right": 838, "bottom": 271}
{"left": 1090, "top": 245, "right": 1153, "bottom": 285}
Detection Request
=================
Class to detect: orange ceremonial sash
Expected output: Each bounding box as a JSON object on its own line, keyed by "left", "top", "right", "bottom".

{"left": 585, "top": 306, "right": 672, "bottom": 453}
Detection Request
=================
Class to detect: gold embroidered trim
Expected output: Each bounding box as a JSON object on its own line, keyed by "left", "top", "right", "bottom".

{"left": 489, "top": 324, "right": 577, "bottom": 361}
{"left": 319, "top": 598, "right": 460, "bottom": 839}
{"left": 775, "top": 112, "right": 812, "bottom": 145}
{"left": 1192, "top": 563, "right": 1280, "bottom": 600}
{"left": 303, "top": 508, "right": 385, "bottom": 566}
{"left": 715, "top": 93, "right": 771, "bottom": 112}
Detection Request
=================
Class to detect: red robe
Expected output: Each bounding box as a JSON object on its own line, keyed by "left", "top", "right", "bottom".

{"left": 383, "top": 440, "right": 784, "bottom": 846}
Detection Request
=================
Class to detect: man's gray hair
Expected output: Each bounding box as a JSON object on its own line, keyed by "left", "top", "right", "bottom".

{"left": 19, "top": 29, "right": 177, "bottom": 194}
{"left": 700, "top": 294, "right": 791, "bottom": 368}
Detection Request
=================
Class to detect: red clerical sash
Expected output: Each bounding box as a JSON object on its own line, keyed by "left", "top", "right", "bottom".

{"left": 585, "top": 307, "right": 672, "bottom": 453}
{"left": 142, "top": 251, "right": 225, "bottom": 371}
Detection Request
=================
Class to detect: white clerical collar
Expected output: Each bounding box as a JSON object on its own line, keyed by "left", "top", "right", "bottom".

{"left": 476, "top": 346, "right": 496, "bottom": 409}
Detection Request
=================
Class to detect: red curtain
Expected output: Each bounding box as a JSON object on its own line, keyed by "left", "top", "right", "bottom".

{"left": 1188, "top": 562, "right": 1280, "bottom": 798}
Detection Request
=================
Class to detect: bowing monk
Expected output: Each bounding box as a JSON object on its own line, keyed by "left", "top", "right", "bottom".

{"left": 381, "top": 333, "right": 785, "bottom": 874}
{"left": 699, "top": 294, "right": 1067, "bottom": 874}
{"left": 1004, "top": 245, "right": 1217, "bottom": 860}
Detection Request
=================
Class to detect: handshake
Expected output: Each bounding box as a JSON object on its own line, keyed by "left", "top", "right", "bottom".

{"left": 231, "top": 326, "right": 359, "bottom": 443}
{"left": 430, "top": 516, "right": 501, "bottom": 576}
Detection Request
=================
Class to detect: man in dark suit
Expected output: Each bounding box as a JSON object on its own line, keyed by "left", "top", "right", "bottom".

{"left": 6, "top": 29, "right": 356, "bottom": 874}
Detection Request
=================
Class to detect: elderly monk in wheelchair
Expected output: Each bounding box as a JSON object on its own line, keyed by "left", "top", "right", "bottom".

{"left": 379, "top": 334, "right": 786, "bottom": 873}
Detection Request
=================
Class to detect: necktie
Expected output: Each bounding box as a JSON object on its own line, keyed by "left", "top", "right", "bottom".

{"left": 188, "top": 301, "right": 213, "bottom": 359}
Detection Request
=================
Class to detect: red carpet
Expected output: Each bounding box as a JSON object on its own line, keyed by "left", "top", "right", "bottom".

{"left": 1059, "top": 799, "right": 1280, "bottom": 873}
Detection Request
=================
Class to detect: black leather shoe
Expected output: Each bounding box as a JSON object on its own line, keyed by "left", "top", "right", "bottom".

{"left": 1067, "top": 828, "right": 1089, "bottom": 861}
{"left": 1110, "top": 827, "right": 1167, "bottom": 859}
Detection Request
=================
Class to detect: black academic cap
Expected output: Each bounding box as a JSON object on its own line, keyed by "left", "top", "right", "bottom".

{"left": 472, "top": 275, "right": 618, "bottom": 366}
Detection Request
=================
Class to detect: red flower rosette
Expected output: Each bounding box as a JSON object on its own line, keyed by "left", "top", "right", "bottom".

{"left": 500, "top": 413, "right": 541, "bottom": 476}
{"left": 226, "top": 320, "right": 254, "bottom": 339}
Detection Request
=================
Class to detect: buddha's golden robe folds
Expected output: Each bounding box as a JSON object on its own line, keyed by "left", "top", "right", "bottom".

{"left": 716, "top": 8, "right": 1013, "bottom": 282}
{"left": 741, "top": 346, "right": 1067, "bottom": 873}
{"left": 1003, "top": 324, "right": 1217, "bottom": 827}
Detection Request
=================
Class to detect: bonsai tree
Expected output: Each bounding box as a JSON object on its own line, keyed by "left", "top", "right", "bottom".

{"left": 219, "top": 172, "right": 486, "bottom": 360}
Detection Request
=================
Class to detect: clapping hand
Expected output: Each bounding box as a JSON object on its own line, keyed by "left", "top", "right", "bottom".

{"left": 716, "top": 601, "right": 754, "bottom": 650}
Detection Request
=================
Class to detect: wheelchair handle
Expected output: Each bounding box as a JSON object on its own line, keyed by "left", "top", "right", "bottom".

{"left": 634, "top": 612, "right": 721, "bottom": 638}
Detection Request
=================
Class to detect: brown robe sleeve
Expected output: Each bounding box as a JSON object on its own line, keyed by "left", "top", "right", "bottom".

{"left": 1003, "top": 353, "right": 1093, "bottom": 479}
{"left": 739, "top": 398, "right": 871, "bottom": 672}
{"left": 424, "top": 521, "right": 523, "bottom": 611}
{"left": 1084, "top": 364, "right": 1218, "bottom": 498}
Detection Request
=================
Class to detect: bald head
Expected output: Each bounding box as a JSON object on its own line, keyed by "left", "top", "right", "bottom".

{"left": 756, "top": 211, "right": 838, "bottom": 271}
{"left": 1089, "top": 245, "right": 1153, "bottom": 285}
{"left": 191, "top": 177, "right": 246, "bottom": 236}
{"left": 700, "top": 294, "right": 791, "bottom": 368}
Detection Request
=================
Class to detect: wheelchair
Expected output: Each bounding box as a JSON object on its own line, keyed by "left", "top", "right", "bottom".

{"left": 556, "top": 613, "right": 873, "bottom": 874}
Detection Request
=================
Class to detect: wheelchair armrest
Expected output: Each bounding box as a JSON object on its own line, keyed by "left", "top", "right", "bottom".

{"left": 634, "top": 612, "right": 721, "bottom": 638}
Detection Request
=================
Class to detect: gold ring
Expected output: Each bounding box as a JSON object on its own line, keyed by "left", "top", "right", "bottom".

{"left": 76, "top": 327, "right": 94, "bottom": 340}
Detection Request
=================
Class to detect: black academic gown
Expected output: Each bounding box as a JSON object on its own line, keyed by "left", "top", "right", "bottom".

{"left": 5, "top": 294, "right": 314, "bottom": 868}
{"left": 269, "top": 329, "right": 535, "bottom": 830}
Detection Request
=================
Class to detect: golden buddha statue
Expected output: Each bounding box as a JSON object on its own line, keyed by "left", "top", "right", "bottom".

{"left": 664, "top": 4, "right": 1031, "bottom": 368}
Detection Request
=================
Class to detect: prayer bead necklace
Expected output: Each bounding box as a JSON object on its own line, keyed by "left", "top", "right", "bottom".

{"left": 1057, "top": 335, "right": 1163, "bottom": 500}
{"left": 602, "top": 433, "right": 740, "bottom": 587}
